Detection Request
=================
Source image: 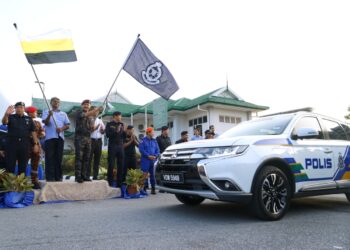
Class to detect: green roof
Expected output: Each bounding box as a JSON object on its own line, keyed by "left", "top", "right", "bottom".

{"left": 32, "top": 87, "right": 268, "bottom": 116}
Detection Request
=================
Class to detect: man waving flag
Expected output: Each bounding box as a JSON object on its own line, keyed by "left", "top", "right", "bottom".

{"left": 123, "top": 38, "right": 179, "bottom": 100}
{"left": 19, "top": 28, "right": 77, "bottom": 64}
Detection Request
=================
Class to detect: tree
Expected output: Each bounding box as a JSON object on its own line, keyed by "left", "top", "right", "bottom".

{"left": 345, "top": 106, "right": 350, "bottom": 120}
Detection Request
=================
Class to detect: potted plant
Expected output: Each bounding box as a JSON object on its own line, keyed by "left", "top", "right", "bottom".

{"left": 125, "top": 169, "right": 146, "bottom": 195}
{"left": 0, "top": 172, "right": 34, "bottom": 208}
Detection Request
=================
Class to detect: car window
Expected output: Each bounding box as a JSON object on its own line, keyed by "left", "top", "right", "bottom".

{"left": 219, "top": 115, "right": 292, "bottom": 138}
{"left": 322, "top": 119, "right": 348, "bottom": 141}
{"left": 341, "top": 123, "right": 350, "bottom": 141}
{"left": 291, "top": 116, "right": 324, "bottom": 139}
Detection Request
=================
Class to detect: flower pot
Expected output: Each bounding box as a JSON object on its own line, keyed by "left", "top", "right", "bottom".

{"left": 3, "top": 191, "right": 34, "bottom": 208}
{"left": 127, "top": 185, "right": 139, "bottom": 195}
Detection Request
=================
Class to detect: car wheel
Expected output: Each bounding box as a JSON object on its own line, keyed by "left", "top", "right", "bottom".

{"left": 345, "top": 193, "right": 350, "bottom": 202}
{"left": 251, "top": 166, "right": 291, "bottom": 220}
{"left": 175, "top": 194, "right": 205, "bottom": 206}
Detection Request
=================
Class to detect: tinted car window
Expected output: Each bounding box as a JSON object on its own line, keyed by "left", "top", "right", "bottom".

{"left": 322, "top": 119, "right": 348, "bottom": 140}
{"left": 292, "top": 116, "right": 324, "bottom": 139}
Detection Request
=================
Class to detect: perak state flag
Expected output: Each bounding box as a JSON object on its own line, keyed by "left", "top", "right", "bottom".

{"left": 19, "top": 28, "right": 77, "bottom": 64}
{"left": 123, "top": 38, "right": 179, "bottom": 100}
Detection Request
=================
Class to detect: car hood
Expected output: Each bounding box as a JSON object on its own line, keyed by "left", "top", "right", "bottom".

{"left": 167, "top": 135, "right": 288, "bottom": 150}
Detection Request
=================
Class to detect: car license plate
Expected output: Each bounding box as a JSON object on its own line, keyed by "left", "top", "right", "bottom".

{"left": 161, "top": 173, "right": 184, "bottom": 183}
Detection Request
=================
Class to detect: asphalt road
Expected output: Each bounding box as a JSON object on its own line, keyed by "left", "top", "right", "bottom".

{"left": 0, "top": 193, "right": 349, "bottom": 250}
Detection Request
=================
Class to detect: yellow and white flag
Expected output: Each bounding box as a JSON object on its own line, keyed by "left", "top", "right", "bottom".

{"left": 19, "top": 28, "right": 77, "bottom": 64}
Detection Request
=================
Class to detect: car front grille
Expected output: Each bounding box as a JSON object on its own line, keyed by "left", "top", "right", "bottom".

{"left": 156, "top": 149, "right": 210, "bottom": 191}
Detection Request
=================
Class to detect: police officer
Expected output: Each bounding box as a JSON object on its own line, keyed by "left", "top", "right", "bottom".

{"left": 74, "top": 100, "right": 102, "bottom": 183}
{"left": 106, "top": 111, "right": 126, "bottom": 187}
{"left": 2, "top": 102, "right": 40, "bottom": 175}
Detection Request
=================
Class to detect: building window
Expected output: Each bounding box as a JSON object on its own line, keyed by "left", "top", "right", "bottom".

{"left": 219, "top": 115, "right": 242, "bottom": 124}
{"left": 168, "top": 121, "right": 174, "bottom": 128}
{"left": 189, "top": 115, "right": 208, "bottom": 127}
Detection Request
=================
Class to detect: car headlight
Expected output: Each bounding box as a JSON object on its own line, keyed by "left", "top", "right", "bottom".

{"left": 193, "top": 145, "right": 249, "bottom": 158}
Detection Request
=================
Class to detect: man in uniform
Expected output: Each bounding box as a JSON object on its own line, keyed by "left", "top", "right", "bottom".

{"left": 2, "top": 102, "right": 40, "bottom": 175}
{"left": 123, "top": 125, "right": 139, "bottom": 170}
{"left": 106, "top": 111, "right": 126, "bottom": 187}
{"left": 74, "top": 100, "right": 101, "bottom": 183}
{"left": 156, "top": 125, "right": 172, "bottom": 154}
{"left": 42, "top": 97, "right": 70, "bottom": 181}
{"left": 0, "top": 125, "right": 8, "bottom": 170}
{"left": 25, "top": 106, "right": 45, "bottom": 189}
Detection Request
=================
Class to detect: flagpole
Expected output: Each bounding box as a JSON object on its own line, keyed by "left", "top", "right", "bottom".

{"left": 102, "top": 34, "right": 141, "bottom": 107}
{"left": 30, "top": 64, "right": 59, "bottom": 129}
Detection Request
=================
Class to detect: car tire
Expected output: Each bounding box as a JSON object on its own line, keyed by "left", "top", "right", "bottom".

{"left": 251, "top": 166, "right": 291, "bottom": 221}
{"left": 345, "top": 193, "right": 350, "bottom": 202}
{"left": 175, "top": 194, "right": 205, "bottom": 206}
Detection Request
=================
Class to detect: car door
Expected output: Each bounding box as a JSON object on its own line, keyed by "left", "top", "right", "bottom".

{"left": 290, "top": 116, "right": 336, "bottom": 192}
{"left": 320, "top": 118, "right": 350, "bottom": 188}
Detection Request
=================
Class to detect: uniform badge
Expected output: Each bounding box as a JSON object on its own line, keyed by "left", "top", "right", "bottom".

{"left": 142, "top": 62, "right": 163, "bottom": 85}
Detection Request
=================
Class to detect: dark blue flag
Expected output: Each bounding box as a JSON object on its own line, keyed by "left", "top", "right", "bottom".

{"left": 123, "top": 38, "right": 179, "bottom": 100}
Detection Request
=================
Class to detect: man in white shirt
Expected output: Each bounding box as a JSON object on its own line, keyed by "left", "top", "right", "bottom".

{"left": 87, "top": 113, "right": 105, "bottom": 180}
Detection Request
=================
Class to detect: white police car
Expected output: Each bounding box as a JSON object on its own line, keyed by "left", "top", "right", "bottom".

{"left": 155, "top": 112, "right": 350, "bottom": 220}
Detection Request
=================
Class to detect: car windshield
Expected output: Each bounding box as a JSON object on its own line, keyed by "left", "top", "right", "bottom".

{"left": 219, "top": 115, "right": 293, "bottom": 138}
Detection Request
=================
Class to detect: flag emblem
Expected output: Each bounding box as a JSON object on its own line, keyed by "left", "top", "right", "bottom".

{"left": 142, "top": 62, "right": 163, "bottom": 85}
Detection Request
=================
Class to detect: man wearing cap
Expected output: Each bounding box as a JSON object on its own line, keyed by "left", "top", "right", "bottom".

{"left": 156, "top": 126, "right": 172, "bottom": 154}
{"left": 105, "top": 111, "right": 126, "bottom": 187}
{"left": 25, "top": 106, "right": 45, "bottom": 189}
{"left": 123, "top": 125, "right": 139, "bottom": 170}
{"left": 74, "top": 100, "right": 102, "bottom": 183}
{"left": 42, "top": 97, "right": 70, "bottom": 181}
{"left": 2, "top": 102, "right": 40, "bottom": 175}
{"left": 139, "top": 127, "right": 160, "bottom": 194}
{"left": 87, "top": 107, "right": 105, "bottom": 180}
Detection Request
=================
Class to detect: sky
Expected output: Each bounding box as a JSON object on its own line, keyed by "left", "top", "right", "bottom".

{"left": 0, "top": 0, "right": 350, "bottom": 121}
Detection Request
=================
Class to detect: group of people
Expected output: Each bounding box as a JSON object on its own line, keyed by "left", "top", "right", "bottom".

{"left": 0, "top": 97, "right": 218, "bottom": 195}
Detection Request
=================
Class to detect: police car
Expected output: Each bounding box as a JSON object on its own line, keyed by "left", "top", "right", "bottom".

{"left": 155, "top": 112, "right": 350, "bottom": 220}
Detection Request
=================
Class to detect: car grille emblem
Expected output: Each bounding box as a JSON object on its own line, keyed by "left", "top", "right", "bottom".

{"left": 171, "top": 151, "right": 178, "bottom": 159}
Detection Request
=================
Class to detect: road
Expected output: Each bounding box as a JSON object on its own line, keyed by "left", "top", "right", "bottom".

{"left": 0, "top": 193, "right": 349, "bottom": 250}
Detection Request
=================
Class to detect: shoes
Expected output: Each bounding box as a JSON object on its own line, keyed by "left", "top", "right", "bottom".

{"left": 33, "top": 182, "right": 41, "bottom": 190}
{"left": 83, "top": 178, "right": 92, "bottom": 182}
{"left": 151, "top": 187, "right": 156, "bottom": 195}
{"left": 76, "top": 178, "right": 84, "bottom": 183}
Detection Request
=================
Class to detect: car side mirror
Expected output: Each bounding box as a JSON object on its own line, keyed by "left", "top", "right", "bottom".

{"left": 292, "top": 127, "right": 319, "bottom": 140}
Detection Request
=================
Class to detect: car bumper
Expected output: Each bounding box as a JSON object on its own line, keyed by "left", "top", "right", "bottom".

{"left": 156, "top": 185, "right": 252, "bottom": 203}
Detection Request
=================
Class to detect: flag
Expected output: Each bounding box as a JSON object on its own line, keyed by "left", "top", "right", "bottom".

{"left": 19, "top": 29, "right": 77, "bottom": 64}
{"left": 123, "top": 38, "right": 179, "bottom": 100}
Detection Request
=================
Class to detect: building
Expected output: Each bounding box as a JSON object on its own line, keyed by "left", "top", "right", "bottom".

{"left": 32, "top": 87, "right": 268, "bottom": 150}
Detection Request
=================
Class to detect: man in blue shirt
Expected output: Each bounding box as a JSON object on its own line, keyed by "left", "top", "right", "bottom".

{"left": 191, "top": 127, "right": 203, "bottom": 141}
{"left": 42, "top": 97, "right": 70, "bottom": 181}
{"left": 139, "top": 127, "right": 160, "bottom": 194}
